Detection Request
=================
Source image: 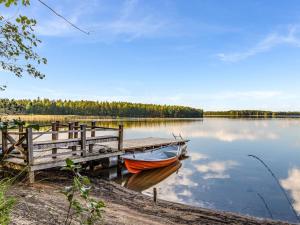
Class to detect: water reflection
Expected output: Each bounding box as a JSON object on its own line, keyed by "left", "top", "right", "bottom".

{"left": 17, "top": 117, "right": 300, "bottom": 222}
{"left": 281, "top": 168, "right": 300, "bottom": 214}
{"left": 195, "top": 160, "right": 239, "bottom": 179}
{"left": 118, "top": 118, "right": 300, "bottom": 222}
{"left": 189, "top": 152, "right": 208, "bottom": 161}
{"left": 127, "top": 119, "right": 279, "bottom": 142}
{"left": 124, "top": 161, "right": 182, "bottom": 192}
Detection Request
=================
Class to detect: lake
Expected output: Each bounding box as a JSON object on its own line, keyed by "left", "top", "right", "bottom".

{"left": 110, "top": 118, "right": 300, "bottom": 223}
{"left": 5, "top": 117, "right": 300, "bottom": 222}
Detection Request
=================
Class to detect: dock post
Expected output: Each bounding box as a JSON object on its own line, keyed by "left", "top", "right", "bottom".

{"left": 117, "top": 125, "right": 123, "bottom": 178}
{"left": 51, "top": 122, "right": 57, "bottom": 159}
{"left": 55, "top": 121, "right": 60, "bottom": 139}
{"left": 117, "top": 155, "right": 122, "bottom": 178}
{"left": 118, "top": 124, "right": 124, "bottom": 151}
{"left": 28, "top": 170, "right": 35, "bottom": 184}
{"left": 74, "top": 122, "right": 79, "bottom": 138}
{"left": 26, "top": 127, "right": 34, "bottom": 183}
{"left": 68, "top": 122, "right": 76, "bottom": 155}
{"left": 1, "top": 127, "right": 8, "bottom": 155}
{"left": 89, "top": 121, "right": 96, "bottom": 153}
{"left": 153, "top": 188, "right": 157, "bottom": 204}
{"left": 18, "top": 124, "right": 23, "bottom": 140}
{"left": 80, "top": 124, "right": 87, "bottom": 157}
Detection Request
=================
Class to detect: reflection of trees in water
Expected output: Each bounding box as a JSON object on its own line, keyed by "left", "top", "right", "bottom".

{"left": 95, "top": 120, "right": 200, "bottom": 128}
{"left": 7, "top": 116, "right": 201, "bottom": 129}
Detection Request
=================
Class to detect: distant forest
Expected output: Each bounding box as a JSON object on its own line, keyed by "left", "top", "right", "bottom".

{"left": 204, "top": 110, "right": 300, "bottom": 117}
{"left": 0, "top": 98, "right": 203, "bottom": 118}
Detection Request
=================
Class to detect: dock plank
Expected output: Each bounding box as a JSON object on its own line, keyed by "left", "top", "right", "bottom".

{"left": 103, "top": 137, "right": 189, "bottom": 151}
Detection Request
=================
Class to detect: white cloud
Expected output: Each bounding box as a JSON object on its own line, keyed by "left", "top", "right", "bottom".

{"left": 280, "top": 168, "right": 300, "bottom": 214}
{"left": 170, "top": 122, "right": 278, "bottom": 142}
{"left": 189, "top": 152, "right": 208, "bottom": 161}
{"left": 196, "top": 160, "right": 239, "bottom": 179}
{"left": 217, "top": 25, "right": 300, "bottom": 62}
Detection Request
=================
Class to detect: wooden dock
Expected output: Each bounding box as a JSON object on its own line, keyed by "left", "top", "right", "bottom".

{"left": 0, "top": 121, "right": 188, "bottom": 183}
{"left": 104, "top": 137, "right": 188, "bottom": 151}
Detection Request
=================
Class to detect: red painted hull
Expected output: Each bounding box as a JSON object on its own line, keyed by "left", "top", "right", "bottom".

{"left": 124, "top": 157, "right": 179, "bottom": 174}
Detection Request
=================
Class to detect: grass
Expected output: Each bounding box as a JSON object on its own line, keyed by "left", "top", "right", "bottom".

{"left": 0, "top": 178, "right": 16, "bottom": 225}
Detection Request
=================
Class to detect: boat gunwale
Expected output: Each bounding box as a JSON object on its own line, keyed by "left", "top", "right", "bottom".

{"left": 122, "top": 155, "right": 178, "bottom": 163}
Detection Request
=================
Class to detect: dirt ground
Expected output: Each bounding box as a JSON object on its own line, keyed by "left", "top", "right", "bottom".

{"left": 8, "top": 171, "right": 294, "bottom": 225}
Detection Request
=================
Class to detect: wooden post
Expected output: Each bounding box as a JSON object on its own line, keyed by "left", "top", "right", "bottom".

{"left": 51, "top": 122, "right": 57, "bottom": 159}
{"left": 26, "top": 127, "right": 33, "bottom": 165}
{"left": 18, "top": 124, "right": 23, "bottom": 140}
{"left": 118, "top": 124, "right": 124, "bottom": 151}
{"left": 1, "top": 127, "right": 8, "bottom": 154}
{"left": 68, "top": 122, "right": 74, "bottom": 139}
{"left": 153, "top": 187, "right": 157, "bottom": 204}
{"left": 89, "top": 121, "right": 96, "bottom": 153}
{"left": 55, "top": 121, "right": 60, "bottom": 140}
{"left": 74, "top": 122, "right": 79, "bottom": 138}
{"left": 28, "top": 170, "right": 35, "bottom": 184}
{"left": 117, "top": 155, "right": 122, "bottom": 177}
{"left": 68, "top": 122, "right": 76, "bottom": 155}
{"left": 80, "top": 124, "right": 87, "bottom": 157}
{"left": 91, "top": 121, "right": 96, "bottom": 137}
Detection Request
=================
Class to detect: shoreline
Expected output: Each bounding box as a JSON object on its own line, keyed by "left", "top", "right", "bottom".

{"left": 3, "top": 114, "right": 300, "bottom": 121}
{"left": 9, "top": 171, "right": 293, "bottom": 225}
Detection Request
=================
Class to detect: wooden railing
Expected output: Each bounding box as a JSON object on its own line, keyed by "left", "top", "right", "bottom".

{"left": 1, "top": 121, "right": 124, "bottom": 167}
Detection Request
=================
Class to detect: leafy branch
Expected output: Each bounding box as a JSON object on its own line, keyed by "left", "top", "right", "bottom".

{"left": 0, "top": 0, "right": 46, "bottom": 90}
{"left": 62, "top": 159, "right": 105, "bottom": 225}
{"left": 0, "top": 118, "right": 39, "bottom": 131}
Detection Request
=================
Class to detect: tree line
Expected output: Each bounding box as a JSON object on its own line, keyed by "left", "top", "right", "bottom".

{"left": 0, "top": 98, "right": 203, "bottom": 118}
{"left": 204, "top": 110, "right": 300, "bottom": 117}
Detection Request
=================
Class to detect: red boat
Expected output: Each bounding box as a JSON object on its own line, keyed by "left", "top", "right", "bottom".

{"left": 122, "top": 145, "right": 185, "bottom": 174}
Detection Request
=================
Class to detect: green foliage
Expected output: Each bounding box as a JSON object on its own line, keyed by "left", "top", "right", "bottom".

{"left": 0, "top": 98, "right": 203, "bottom": 118}
{"left": 0, "top": 118, "right": 39, "bottom": 131}
{"left": 0, "top": 179, "right": 16, "bottom": 225}
{"left": 0, "top": 118, "right": 24, "bottom": 130}
{"left": 0, "top": 99, "right": 24, "bottom": 115}
{"left": 0, "top": 0, "right": 46, "bottom": 90}
{"left": 62, "top": 159, "right": 105, "bottom": 225}
{"left": 0, "top": 0, "right": 30, "bottom": 7}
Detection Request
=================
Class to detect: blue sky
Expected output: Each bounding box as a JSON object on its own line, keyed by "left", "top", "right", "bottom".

{"left": 1, "top": 0, "right": 300, "bottom": 110}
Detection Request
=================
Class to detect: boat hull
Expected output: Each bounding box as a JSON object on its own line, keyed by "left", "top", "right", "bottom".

{"left": 124, "top": 156, "right": 178, "bottom": 174}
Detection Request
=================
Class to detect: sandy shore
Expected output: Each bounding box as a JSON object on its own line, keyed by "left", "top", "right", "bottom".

{"left": 7, "top": 170, "right": 293, "bottom": 225}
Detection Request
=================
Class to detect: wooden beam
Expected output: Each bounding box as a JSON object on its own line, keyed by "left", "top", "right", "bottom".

{"left": 80, "top": 124, "right": 87, "bottom": 157}
{"left": 30, "top": 151, "right": 123, "bottom": 171}
{"left": 51, "top": 122, "right": 57, "bottom": 159}
{"left": 34, "top": 150, "right": 83, "bottom": 159}
{"left": 26, "top": 127, "right": 34, "bottom": 165}
{"left": 68, "top": 122, "right": 77, "bottom": 156}
{"left": 74, "top": 122, "right": 79, "bottom": 138}
{"left": 28, "top": 170, "right": 35, "bottom": 184}
{"left": 89, "top": 121, "right": 96, "bottom": 153}
{"left": 1, "top": 127, "right": 8, "bottom": 154}
{"left": 118, "top": 124, "right": 124, "bottom": 151}
{"left": 18, "top": 124, "right": 23, "bottom": 140}
{"left": 6, "top": 134, "right": 16, "bottom": 145}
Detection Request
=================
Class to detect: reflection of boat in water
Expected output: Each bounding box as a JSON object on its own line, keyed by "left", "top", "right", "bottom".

{"left": 124, "top": 160, "right": 182, "bottom": 192}
{"left": 122, "top": 145, "right": 184, "bottom": 174}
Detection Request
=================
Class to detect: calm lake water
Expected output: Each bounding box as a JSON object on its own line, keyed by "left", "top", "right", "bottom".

{"left": 10, "top": 117, "right": 300, "bottom": 222}
{"left": 109, "top": 118, "right": 300, "bottom": 223}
